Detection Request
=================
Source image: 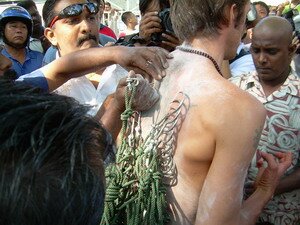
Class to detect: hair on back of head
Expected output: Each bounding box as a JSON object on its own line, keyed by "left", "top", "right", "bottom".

{"left": 171, "top": 0, "right": 249, "bottom": 41}
{"left": 121, "top": 11, "right": 134, "bottom": 24}
{"left": 0, "top": 78, "right": 110, "bottom": 225}
{"left": 139, "top": 0, "right": 170, "bottom": 15}
{"left": 253, "top": 1, "right": 270, "bottom": 15}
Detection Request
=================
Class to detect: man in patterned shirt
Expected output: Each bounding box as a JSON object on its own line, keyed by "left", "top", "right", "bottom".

{"left": 230, "top": 16, "right": 300, "bottom": 225}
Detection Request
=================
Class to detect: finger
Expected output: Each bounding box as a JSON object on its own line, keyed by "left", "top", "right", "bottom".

{"left": 139, "top": 27, "right": 162, "bottom": 40}
{"left": 117, "top": 76, "right": 128, "bottom": 87}
{"left": 162, "top": 33, "right": 180, "bottom": 44}
{"left": 148, "top": 47, "right": 171, "bottom": 71}
{"left": 260, "top": 151, "right": 278, "bottom": 170}
{"left": 142, "top": 27, "right": 163, "bottom": 36}
{"left": 127, "top": 70, "right": 136, "bottom": 78}
{"left": 254, "top": 166, "right": 266, "bottom": 188}
{"left": 126, "top": 67, "right": 153, "bottom": 82}
{"left": 136, "top": 48, "right": 165, "bottom": 80}
{"left": 143, "top": 11, "right": 160, "bottom": 17}
{"left": 141, "top": 16, "right": 161, "bottom": 25}
{"left": 162, "top": 40, "right": 178, "bottom": 49}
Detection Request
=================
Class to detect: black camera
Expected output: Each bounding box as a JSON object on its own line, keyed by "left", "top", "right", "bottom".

{"left": 151, "top": 8, "right": 174, "bottom": 44}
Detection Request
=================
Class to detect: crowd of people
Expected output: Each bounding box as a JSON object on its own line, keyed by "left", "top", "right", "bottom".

{"left": 0, "top": 0, "right": 299, "bottom": 225}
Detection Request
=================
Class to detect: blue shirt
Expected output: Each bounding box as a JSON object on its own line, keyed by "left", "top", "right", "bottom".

{"left": 1, "top": 47, "right": 43, "bottom": 78}
{"left": 16, "top": 69, "right": 48, "bottom": 92}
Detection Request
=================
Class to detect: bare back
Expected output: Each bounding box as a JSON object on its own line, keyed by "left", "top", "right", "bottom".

{"left": 140, "top": 50, "right": 266, "bottom": 225}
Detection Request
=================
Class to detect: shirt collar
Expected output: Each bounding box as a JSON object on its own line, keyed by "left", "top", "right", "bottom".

{"left": 246, "top": 69, "right": 299, "bottom": 97}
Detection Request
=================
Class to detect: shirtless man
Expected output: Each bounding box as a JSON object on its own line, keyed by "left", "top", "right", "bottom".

{"left": 139, "top": 0, "right": 292, "bottom": 224}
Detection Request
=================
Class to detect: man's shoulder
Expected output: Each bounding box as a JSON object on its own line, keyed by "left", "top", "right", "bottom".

{"left": 16, "top": 69, "right": 48, "bottom": 92}
{"left": 190, "top": 77, "right": 264, "bottom": 119}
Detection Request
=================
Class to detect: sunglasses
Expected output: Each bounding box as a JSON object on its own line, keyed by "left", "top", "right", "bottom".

{"left": 49, "top": 2, "right": 99, "bottom": 28}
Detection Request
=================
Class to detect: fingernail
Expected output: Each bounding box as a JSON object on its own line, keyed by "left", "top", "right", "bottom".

{"left": 164, "top": 62, "right": 169, "bottom": 68}
{"left": 158, "top": 75, "right": 162, "bottom": 80}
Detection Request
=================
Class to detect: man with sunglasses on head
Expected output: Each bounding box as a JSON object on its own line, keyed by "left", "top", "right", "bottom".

{"left": 40, "top": 0, "right": 170, "bottom": 117}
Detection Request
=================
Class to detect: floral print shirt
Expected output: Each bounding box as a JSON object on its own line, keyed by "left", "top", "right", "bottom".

{"left": 230, "top": 70, "right": 300, "bottom": 225}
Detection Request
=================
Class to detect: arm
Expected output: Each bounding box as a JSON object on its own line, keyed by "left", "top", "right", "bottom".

{"left": 195, "top": 93, "right": 266, "bottom": 225}
{"left": 240, "top": 151, "right": 292, "bottom": 224}
{"left": 40, "top": 46, "right": 171, "bottom": 91}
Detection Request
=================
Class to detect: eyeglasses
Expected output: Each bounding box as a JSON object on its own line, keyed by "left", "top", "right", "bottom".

{"left": 49, "top": 3, "right": 99, "bottom": 28}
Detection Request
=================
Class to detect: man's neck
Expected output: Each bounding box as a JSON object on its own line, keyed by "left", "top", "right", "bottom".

{"left": 188, "top": 36, "right": 225, "bottom": 69}
{"left": 5, "top": 44, "right": 26, "bottom": 63}
{"left": 260, "top": 68, "right": 290, "bottom": 97}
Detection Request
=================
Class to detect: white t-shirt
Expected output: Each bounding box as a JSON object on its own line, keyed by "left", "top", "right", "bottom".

{"left": 54, "top": 50, "right": 128, "bottom": 116}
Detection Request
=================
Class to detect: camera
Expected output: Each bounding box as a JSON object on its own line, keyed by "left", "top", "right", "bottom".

{"left": 151, "top": 8, "right": 174, "bottom": 44}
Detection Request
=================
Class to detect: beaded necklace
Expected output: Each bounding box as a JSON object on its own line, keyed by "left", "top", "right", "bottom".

{"left": 177, "top": 46, "right": 223, "bottom": 77}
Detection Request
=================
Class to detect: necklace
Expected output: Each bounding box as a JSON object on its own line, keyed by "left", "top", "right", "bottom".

{"left": 176, "top": 46, "right": 223, "bottom": 77}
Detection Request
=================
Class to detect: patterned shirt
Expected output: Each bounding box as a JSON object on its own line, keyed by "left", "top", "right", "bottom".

{"left": 230, "top": 70, "right": 300, "bottom": 225}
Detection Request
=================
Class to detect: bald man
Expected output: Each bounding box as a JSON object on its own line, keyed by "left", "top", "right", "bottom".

{"left": 230, "top": 16, "right": 300, "bottom": 225}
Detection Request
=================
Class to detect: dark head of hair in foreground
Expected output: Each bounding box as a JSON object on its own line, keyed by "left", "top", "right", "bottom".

{"left": 0, "top": 79, "right": 111, "bottom": 225}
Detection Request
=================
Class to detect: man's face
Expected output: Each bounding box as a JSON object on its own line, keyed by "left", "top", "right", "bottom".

{"left": 130, "top": 13, "right": 138, "bottom": 26}
{"left": 47, "top": 0, "right": 99, "bottom": 56}
{"left": 104, "top": 4, "right": 111, "bottom": 12}
{"left": 4, "top": 21, "right": 28, "bottom": 47}
{"left": 251, "top": 29, "right": 293, "bottom": 82}
{"left": 27, "top": 6, "right": 42, "bottom": 30}
{"left": 98, "top": 0, "right": 105, "bottom": 21}
{"left": 255, "top": 4, "right": 268, "bottom": 19}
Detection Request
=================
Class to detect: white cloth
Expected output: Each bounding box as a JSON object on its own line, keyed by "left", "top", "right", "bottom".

{"left": 230, "top": 43, "right": 256, "bottom": 77}
{"left": 54, "top": 50, "right": 128, "bottom": 116}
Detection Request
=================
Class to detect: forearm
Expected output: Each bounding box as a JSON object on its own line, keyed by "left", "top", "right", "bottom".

{"left": 240, "top": 188, "right": 272, "bottom": 225}
{"left": 41, "top": 46, "right": 123, "bottom": 91}
{"left": 95, "top": 95, "right": 123, "bottom": 140}
{"left": 275, "top": 167, "right": 300, "bottom": 195}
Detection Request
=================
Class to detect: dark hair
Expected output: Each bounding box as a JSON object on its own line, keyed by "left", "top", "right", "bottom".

{"left": 43, "top": 0, "right": 63, "bottom": 27}
{"left": 171, "top": 0, "right": 249, "bottom": 41}
{"left": 105, "top": 2, "right": 111, "bottom": 7}
{"left": 0, "top": 79, "right": 110, "bottom": 225}
{"left": 121, "top": 11, "right": 133, "bottom": 24}
{"left": 17, "top": 0, "right": 37, "bottom": 10}
{"left": 253, "top": 1, "right": 270, "bottom": 16}
{"left": 139, "top": 0, "right": 170, "bottom": 15}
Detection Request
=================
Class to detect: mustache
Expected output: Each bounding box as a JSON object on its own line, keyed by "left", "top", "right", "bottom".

{"left": 77, "top": 34, "right": 97, "bottom": 46}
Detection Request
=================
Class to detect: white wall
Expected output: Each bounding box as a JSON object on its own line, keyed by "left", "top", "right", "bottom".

{"left": 251, "top": 0, "right": 288, "bottom": 6}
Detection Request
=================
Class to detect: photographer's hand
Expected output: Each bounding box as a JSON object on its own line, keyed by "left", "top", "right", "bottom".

{"left": 139, "top": 11, "right": 162, "bottom": 42}
{"left": 161, "top": 33, "right": 182, "bottom": 50}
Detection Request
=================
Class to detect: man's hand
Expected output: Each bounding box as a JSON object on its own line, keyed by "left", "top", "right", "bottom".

{"left": 115, "top": 46, "right": 172, "bottom": 82}
{"left": 139, "top": 11, "right": 162, "bottom": 42}
{"left": 161, "top": 32, "right": 182, "bottom": 51}
{"left": 253, "top": 151, "right": 292, "bottom": 196}
{"left": 114, "top": 71, "right": 160, "bottom": 112}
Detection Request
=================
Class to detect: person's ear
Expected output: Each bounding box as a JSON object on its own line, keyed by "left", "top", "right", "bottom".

{"left": 44, "top": 27, "right": 58, "bottom": 47}
{"left": 228, "top": 4, "right": 238, "bottom": 28}
{"left": 288, "top": 43, "right": 297, "bottom": 56}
